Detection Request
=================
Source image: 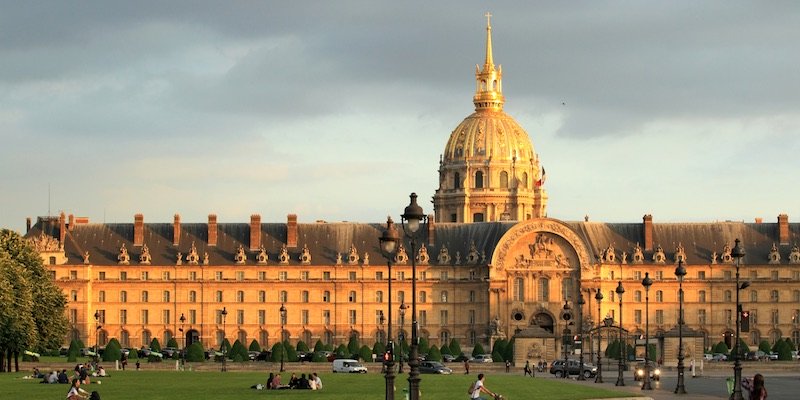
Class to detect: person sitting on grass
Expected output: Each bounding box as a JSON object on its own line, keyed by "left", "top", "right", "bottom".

{"left": 288, "top": 373, "right": 299, "bottom": 389}
{"left": 311, "top": 372, "right": 322, "bottom": 390}
{"left": 66, "top": 378, "right": 89, "bottom": 400}
{"left": 297, "top": 373, "right": 310, "bottom": 389}
{"left": 58, "top": 370, "right": 70, "bottom": 384}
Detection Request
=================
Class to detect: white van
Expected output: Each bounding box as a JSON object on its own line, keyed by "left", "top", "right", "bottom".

{"left": 332, "top": 358, "right": 368, "bottom": 373}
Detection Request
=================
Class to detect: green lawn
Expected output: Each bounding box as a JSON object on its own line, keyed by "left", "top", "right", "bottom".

{"left": 8, "top": 369, "right": 637, "bottom": 400}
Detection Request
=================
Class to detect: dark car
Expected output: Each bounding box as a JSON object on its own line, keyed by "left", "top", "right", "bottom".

{"left": 441, "top": 354, "right": 456, "bottom": 363}
{"left": 633, "top": 361, "right": 661, "bottom": 381}
{"left": 162, "top": 347, "right": 178, "bottom": 358}
{"left": 255, "top": 350, "right": 272, "bottom": 361}
{"left": 419, "top": 361, "right": 453, "bottom": 374}
{"left": 549, "top": 360, "right": 597, "bottom": 379}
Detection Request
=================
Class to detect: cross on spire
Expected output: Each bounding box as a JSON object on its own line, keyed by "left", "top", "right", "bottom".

{"left": 485, "top": 12, "right": 492, "bottom": 27}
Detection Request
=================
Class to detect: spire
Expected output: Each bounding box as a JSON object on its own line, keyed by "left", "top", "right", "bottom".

{"left": 473, "top": 12, "right": 504, "bottom": 112}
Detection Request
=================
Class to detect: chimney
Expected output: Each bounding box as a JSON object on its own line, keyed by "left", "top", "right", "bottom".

{"left": 208, "top": 214, "right": 218, "bottom": 246}
{"left": 643, "top": 214, "right": 653, "bottom": 251}
{"left": 755, "top": 217, "right": 763, "bottom": 224}
{"left": 26, "top": 217, "right": 31, "bottom": 233}
{"left": 778, "top": 214, "right": 789, "bottom": 245}
{"left": 250, "top": 214, "right": 261, "bottom": 250}
{"left": 68, "top": 214, "right": 75, "bottom": 231}
{"left": 59, "top": 212, "right": 66, "bottom": 244}
{"left": 427, "top": 214, "right": 436, "bottom": 248}
{"left": 134, "top": 214, "right": 144, "bottom": 246}
{"left": 287, "top": 214, "right": 298, "bottom": 248}
{"left": 173, "top": 214, "right": 181, "bottom": 246}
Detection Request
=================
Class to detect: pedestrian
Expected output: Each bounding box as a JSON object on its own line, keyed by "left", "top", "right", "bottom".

{"left": 523, "top": 360, "right": 533, "bottom": 377}
{"left": 135, "top": 360, "right": 140, "bottom": 370}
{"left": 505, "top": 359, "right": 510, "bottom": 373}
{"left": 742, "top": 373, "right": 767, "bottom": 400}
{"left": 690, "top": 358, "right": 695, "bottom": 378}
{"left": 464, "top": 359, "right": 470, "bottom": 374}
{"left": 468, "top": 373, "right": 498, "bottom": 400}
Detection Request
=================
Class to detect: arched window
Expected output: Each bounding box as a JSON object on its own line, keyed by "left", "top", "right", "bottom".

{"left": 522, "top": 172, "right": 528, "bottom": 188}
{"left": 163, "top": 330, "right": 173, "bottom": 345}
{"left": 238, "top": 331, "right": 247, "bottom": 344}
{"left": 500, "top": 171, "right": 509, "bottom": 188}
{"left": 475, "top": 171, "right": 484, "bottom": 189}
{"left": 259, "top": 331, "right": 269, "bottom": 348}
{"left": 453, "top": 172, "right": 461, "bottom": 189}
{"left": 142, "top": 330, "right": 151, "bottom": 347}
{"left": 120, "top": 330, "right": 130, "bottom": 347}
{"left": 513, "top": 278, "right": 524, "bottom": 301}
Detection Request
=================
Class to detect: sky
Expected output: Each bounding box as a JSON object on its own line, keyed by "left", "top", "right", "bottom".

{"left": 2, "top": 1, "right": 799, "bottom": 232}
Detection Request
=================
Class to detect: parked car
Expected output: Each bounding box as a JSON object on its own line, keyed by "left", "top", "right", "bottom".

{"left": 255, "top": 350, "right": 272, "bottom": 361}
{"left": 332, "top": 359, "right": 367, "bottom": 373}
{"left": 633, "top": 361, "right": 661, "bottom": 381}
{"left": 768, "top": 352, "right": 779, "bottom": 361}
{"left": 703, "top": 353, "right": 713, "bottom": 361}
{"left": 711, "top": 353, "right": 727, "bottom": 362}
{"left": 470, "top": 354, "right": 493, "bottom": 363}
{"left": 441, "top": 354, "right": 456, "bottom": 363}
{"left": 455, "top": 353, "right": 474, "bottom": 362}
{"left": 549, "top": 360, "right": 597, "bottom": 379}
{"left": 161, "top": 347, "right": 178, "bottom": 358}
{"left": 59, "top": 346, "right": 69, "bottom": 356}
{"left": 419, "top": 361, "right": 453, "bottom": 374}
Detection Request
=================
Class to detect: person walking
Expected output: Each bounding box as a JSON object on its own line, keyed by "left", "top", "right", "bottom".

{"left": 523, "top": 360, "right": 533, "bottom": 377}
{"left": 505, "top": 360, "right": 510, "bottom": 373}
{"left": 742, "top": 373, "right": 767, "bottom": 400}
{"left": 468, "top": 373, "right": 498, "bottom": 400}
{"left": 464, "top": 359, "right": 470, "bottom": 374}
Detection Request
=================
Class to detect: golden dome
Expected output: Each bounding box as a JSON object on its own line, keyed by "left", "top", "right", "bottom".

{"left": 444, "top": 110, "right": 537, "bottom": 163}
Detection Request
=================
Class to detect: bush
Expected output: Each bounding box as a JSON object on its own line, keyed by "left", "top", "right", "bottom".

{"left": 296, "top": 340, "right": 309, "bottom": 353}
{"left": 249, "top": 340, "right": 261, "bottom": 352}
{"left": 440, "top": 342, "right": 451, "bottom": 356}
{"left": 270, "top": 342, "right": 287, "bottom": 363}
{"left": 335, "top": 344, "right": 348, "bottom": 358}
{"left": 220, "top": 338, "right": 231, "bottom": 354}
{"left": 127, "top": 347, "right": 138, "bottom": 360}
{"left": 314, "top": 340, "right": 325, "bottom": 352}
{"left": 103, "top": 338, "right": 122, "bottom": 362}
{"left": 449, "top": 339, "right": 462, "bottom": 357}
{"left": 150, "top": 338, "right": 162, "bottom": 353}
{"left": 472, "top": 343, "right": 485, "bottom": 357}
{"left": 359, "top": 345, "right": 372, "bottom": 361}
{"left": 312, "top": 351, "right": 328, "bottom": 362}
{"left": 418, "top": 337, "right": 430, "bottom": 356}
{"left": 166, "top": 337, "right": 179, "bottom": 349}
{"left": 775, "top": 339, "right": 792, "bottom": 360}
{"left": 713, "top": 341, "right": 729, "bottom": 355}
{"left": 427, "top": 345, "right": 442, "bottom": 361}
{"left": 503, "top": 339, "right": 515, "bottom": 361}
{"left": 759, "top": 340, "right": 772, "bottom": 354}
{"left": 492, "top": 339, "right": 507, "bottom": 356}
{"left": 372, "top": 341, "right": 385, "bottom": 357}
{"left": 491, "top": 351, "right": 504, "bottom": 362}
{"left": 230, "top": 340, "right": 248, "bottom": 362}
{"left": 67, "top": 339, "right": 80, "bottom": 362}
{"left": 185, "top": 342, "right": 205, "bottom": 362}
{"left": 605, "top": 339, "right": 620, "bottom": 359}
{"left": 348, "top": 336, "right": 360, "bottom": 355}
{"left": 285, "top": 340, "right": 298, "bottom": 361}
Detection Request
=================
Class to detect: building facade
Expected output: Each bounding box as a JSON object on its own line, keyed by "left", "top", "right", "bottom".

{"left": 26, "top": 19, "right": 800, "bottom": 361}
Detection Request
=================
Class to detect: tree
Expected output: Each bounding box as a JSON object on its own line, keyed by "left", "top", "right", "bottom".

{"left": 231, "top": 340, "right": 248, "bottom": 362}
{"left": 358, "top": 345, "right": 372, "bottom": 362}
{"left": 427, "top": 345, "right": 442, "bottom": 361}
{"left": 449, "top": 339, "right": 462, "bottom": 357}
{"left": 713, "top": 341, "right": 729, "bottom": 355}
{"left": 335, "top": 344, "right": 348, "bottom": 358}
{"left": 248, "top": 339, "right": 261, "bottom": 353}
{"left": 103, "top": 338, "right": 122, "bottom": 362}
{"left": 185, "top": 342, "right": 205, "bottom": 362}
{"left": 220, "top": 338, "right": 231, "bottom": 354}
{"left": 313, "top": 340, "right": 325, "bottom": 353}
{"left": 67, "top": 339, "right": 80, "bottom": 362}
{"left": 347, "top": 336, "right": 360, "bottom": 355}
{"left": 284, "top": 340, "right": 298, "bottom": 362}
{"left": 472, "top": 343, "right": 485, "bottom": 357}
{"left": 166, "top": 337, "right": 178, "bottom": 349}
{"left": 418, "top": 337, "right": 429, "bottom": 357}
{"left": 270, "top": 342, "right": 287, "bottom": 363}
{"left": 503, "top": 339, "right": 515, "bottom": 362}
{"left": 759, "top": 340, "right": 772, "bottom": 354}
{"left": 150, "top": 338, "right": 162, "bottom": 353}
{"left": 0, "top": 230, "right": 69, "bottom": 372}
{"left": 492, "top": 339, "right": 507, "bottom": 356}
{"left": 372, "top": 341, "right": 385, "bottom": 357}
{"left": 296, "top": 340, "right": 309, "bottom": 353}
{"left": 440, "top": 342, "right": 451, "bottom": 356}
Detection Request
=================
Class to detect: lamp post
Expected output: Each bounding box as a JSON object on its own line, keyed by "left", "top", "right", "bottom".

{"left": 641, "top": 272, "right": 653, "bottom": 390}
{"left": 577, "top": 294, "right": 586, "bottom": 380}
{"left": 730, "top": 239, "right": 745, "bottom": 400}
{"left": 674, "top": 260, "right": 687, "bottom": 394}
{"left": 280, "top": 303, "right": 287, "bottom": 372}
{"left": 94, "top": 310, "right": 101, "bottom": 362}
{"left": 179, "top": 313, "right": 186, "bottom": 370}
{"left": 398, "top": 302, "right": 407, "bottom": 373}
{"left": 221, "top": 307, "right": 227, "bottom": 372}
{"left": 399, "top": 192, "right": 426, "bottom": 400}
{"left": 595, "top": 290, "right": 604, "bottom": 383}
{"left": 615, "top": 281, "right": 625, "bottom": 386}
{"left": 561, "top": 300, "right": 571, "bottom": 379}
{"left": 379, "top": 216, "right": 399, "bottom": 400}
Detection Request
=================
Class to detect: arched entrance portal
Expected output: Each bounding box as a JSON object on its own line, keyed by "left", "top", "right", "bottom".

{"left": 722, "top": 330, "right": 733, "bottom": 349}
{"left": 185, "top": 329, "right": 200, "bottom": 348}
{"left": 533, "top": 313, "right": 555, "bottom": 334}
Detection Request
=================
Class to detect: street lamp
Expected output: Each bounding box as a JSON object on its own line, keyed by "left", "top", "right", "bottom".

{"left": 398, "top": 301, "right": 407, "bottom": 373}
{"left": 94, "top": 310, "right": 101, "bottom": 362}
{"left": 221, "top": 307, "right": 227, "bottom": 372}
{"left": 399, "top": 192, "right": 426, "bottom": 400}
{"left": 561, "top": 300, "right": 572, "bottom": 379}
{"left": 379, "top": 216, "right": 399, "bottom": 400}
{"left": 641, "top": 272, "right": 653, "bottom": 391}
{"left": 615, "top": 280, "right": 625, "bottom": 386}
{"left": 179, "top": 313, "right": 186, "bottom": 370}
{"left": 674, "top": 260, "right": 687, "bottom": 394}
{"left": 595, "top": 290, "right": 604, "bottom": 383}
{"left": 730, "top": 239, "right": 746, "bottom": 400}
{"left": 280, "top": 303, "right": 287, "bottom": 372}
{"left": 577, "top": 295, "right": 586, "bottom": 380}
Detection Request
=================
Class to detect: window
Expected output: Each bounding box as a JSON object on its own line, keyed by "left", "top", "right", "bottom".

{"left": 792, "top": 310, "right": 799, "bottom": 326}
{"left": 795, "top": 290, "right": 800, "bottom": 302}
{"left": 258, "top": 310, "right": 266, "bottom": 325}
{"left": 634, "top": 290, "right": 642, "bottom": 302}
{"left": 301, "top": 310, "right": 309, "bottom": 325}
{"left": 469, "top": 290, "right": 476, "bottom": 303}
{"left": 397, "top": 271, "right": 405, "bottom": 281}
{"left": 69, "top": 290, "right": 78, "bottom": 301}
{"left": 215, "top": 271, "right": 222, "bottom": 281}
{"left": 120, "top": 291, "right": 127, "bottom": 303}
{"left": 470, "top": 269, "right": 478, "bottom": 280}
{"left": 538, "top": 278, "right": 550, "bottom": 301}
{"left": 751, "top": 331, "right": 760, "bottom": 346}
{"left": 236, "top": 291, "right": 244, "bottom": 303}
{"left": 323, "top": 291, "right": 330, "bottom": 302}
{"left": 469, "top": 310, "right": 476, "bottom": 325}
{"left": 323, "top": 271, "right": 331, "bottom": 281}
{"left": 99, "top": 271, "right": 106, "bottom": 280}
{"left": 698, "top": 271, "right": 705, "bottom": 280}
{"left": 473, "top": 213, "right": 484, "bottom": 222}
{"left": 98, "top": 291, "right": 105, "bottom": 302}
{"left": 440, "top": 291, "right": 448, "bottom": 303}
{"left": 562, "top": 278, "right": 573, "bottom": 301}
{"left": 237, "top": 310, "right": 244, "bottom": 325}
{"left": 258, "top": 271, "right": 266, "bottom": 281}
{"left": 698, "top": 309, "right": 706, "bottom": 325}
{"left": 259, "top": 290, "right": 266, "bottom": 303}
{"left": 323, "top": 310, "right": 331, "bottom": 326}
{"left": 189, "top": 310, "right": 196, "bottom": 324}
{"left": 500, "top": 171, "right": 509, "bottom": 188}
{"left": 440, "top": 310, "right": 449, "bottom": 326}
{"left": 419, "top": 310, "right": 427, "bottom": 327}
{"left": 751, "top": 310, "right": 758, "bottom": 324}
{"left": 189, "top": 271, "right": 197, "bottom": 281}
{"left": 725, "top": 309, "right": 733, "bottom": 324}
{"left": 215, "top": 309, "right": 224, "bottom": 324}
{"left": 141, "top": 271, "right": 148, "bottom": 281}
{"left": 772, "top": 309, "right": 779, "bottom": 324}
{"left": 120, "top": 271, "right": 127, "bottom": 281}
{"left": 279, "top": 271, "right": 288, "bottom": 281}
{"left": 97, "top": 310, "right": 106, "bottom": 323}
{"left": 162, "top": 291, "right": 170, "bottom": 303}
{"left": 724, "top": 290, "right": 732, "bottom": 302}
{"left": 300, "top": 291, "right": 309, "bottom": 303}
{"left": 513, "top": 278, "right": 524, "bottom": 301}
{"left": 521, "top": 172, "right": 528, "bottom": 188}
{"left": 771, "top": 270, "right": 779, "bottom": 280}
{"left": 236, "top": 271, "right": 244, "bottom": 281}
{"left": 349, "top": 271, "right": 357, "bottom": 281}
{"left": 655, "top": 271, "right": 663, "bottom": 280}
{"left": 609, "top": 290, "right": 615, "bottom": 303}
{"left": 376, "top": 291, "right": 383, "bottom": 303}
{"left": 120, "top": 309, "right": 127, "bottom": 324}
{"left": 634, "top": 310, "right": 642, "bottom": 324}
{"left": 420, "top": 271, "right": 427, "bottom": 281}
{"left": 162, "top": 271, "right": 170, "bottom": 280}
{"left": 70, "top": 270, "right": 78, "bottom": 280}
{"left": 750, "top": 270, "right": 758, "bottom": 280}
{"left": 771, "top": 290, "right": 779, "bottom": 302}
{"left": 215, "top": 291, "right": 223, "bottom": 302}
{"left": 655, "top": 290, "right": 663, "bottom": 302}
{"left": 141, "top": 291, "right": 149, "bottom": 303}
{"left": 301, "top": 271, "right": 309, "bottom": 281}
{"left": 280, "top": 291, "right": 288, "bottom": 303}
{"left": 188, "top": 291, "right": 196, "bottom": 303}
{"left": 723, "top": 271, "right": 732, "bottom": 280}
{"left": 375, "top": 271, "right": 383, "bottom": 280}
{"left": 69, "top": 309, "right": 77, "bottom": 324}
{"left": 655, "top": 310, "right": 664, "bottom": 325}
{"left": 633, "top": 271, "right": 642, "bottom": 280}
{"left": 440, "top": 271, "right": 448, "bottom": 281}
{"left": 141, "top": 310, "right": 149, "bottom": 324}
{"left": 475, "top": 171, "right": 484, "bottom": 189}
{"left": 398, "top": 291, "right": 405, "bottom": 304}
{"left": 349, "top": 310, "right": 357, "bottom": 325}
{"left": 349, "top": 291, "right": 357, "bottom": 303}
{"left": 698, "top": 290, "right": 706, "bottom": 303}
{"left": 750, "top": 290, "right": 758, "bottom": 302}
{"left": 163, "top": 310, "right": 171, "bottom": 324}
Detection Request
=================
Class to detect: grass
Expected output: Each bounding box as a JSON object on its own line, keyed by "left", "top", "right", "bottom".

{"left": 7, "top": 368, "right": 638, "bottom": 400}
